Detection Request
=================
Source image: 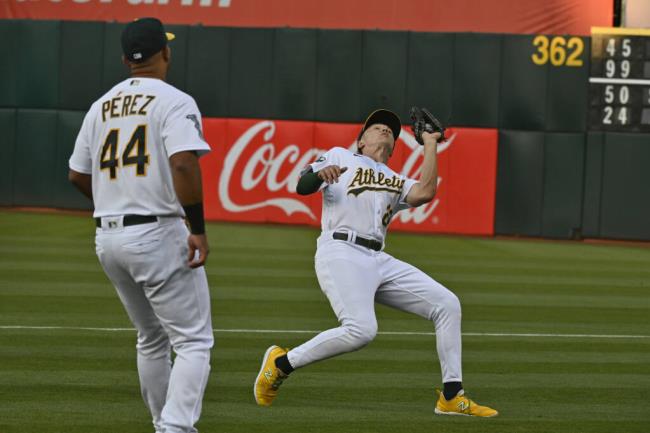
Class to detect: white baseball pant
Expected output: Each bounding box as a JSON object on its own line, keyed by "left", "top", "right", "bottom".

{"left": 95, "top": 216, "right": 213, "bottom": 433}
{"left": 288, "top": 234, "right": 462, "bottom": 384}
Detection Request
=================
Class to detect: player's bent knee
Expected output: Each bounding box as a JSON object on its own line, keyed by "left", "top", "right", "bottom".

{"left": 441, "top": 292, "right": 462, "bottom": 319}
{"left": 172, "top": 335, "right": 214, "bottom": 353}
{"left": 344, "top": 321, "right": 378, "bottom": 348}
{"left": 137, "top": 329, "right": 170, "bottom": 358}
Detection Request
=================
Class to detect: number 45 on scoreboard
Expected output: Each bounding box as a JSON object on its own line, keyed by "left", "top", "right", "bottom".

{"left": 588, "top": 27, "right": 650, "bottom": 132}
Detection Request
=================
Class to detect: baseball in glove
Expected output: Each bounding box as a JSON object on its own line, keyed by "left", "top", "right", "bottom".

{"left": 409, "top": 106, "right": 446, "bottom": 145}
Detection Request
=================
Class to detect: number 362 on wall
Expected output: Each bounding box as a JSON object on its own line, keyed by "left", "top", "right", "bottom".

{"left": 531, "top": 35, "right": 584, "bottom": 67}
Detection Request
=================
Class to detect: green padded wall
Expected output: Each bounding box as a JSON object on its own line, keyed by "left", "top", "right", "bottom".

{"left": 59, "top": 21, "right": 104, "bottom": 110}
{"left": 495, "top": 130, "right": 545, "bottom": 236}
{"left": 406, "top": 32, "right": 453, "bottom": 127}
{"left": 582, "top": 132, "right": 604, "bottom": 237}
{"left": 600, "top": 133, "right": 650, "bottom": 240}
{"left": 186, "top": 26, "right": 230, "bottom": 117}
{"left": 55, "top": 111, "right": 93, "bottom": 210}
{"left": 272, "top": 28, "right": 317, "bottom": 120}
{"left": 165, "top": 24, "right": 189, "bottom": 92}
{"left": 228, "top": 28, "right": 274, "bottom": 118}
{"left": 315, "top": 30, "right": 363, "bottom": 122}
{"left": 0, "top": 20, "right": 19, "bottom": 107}
{"left": 101, "top": 22, "right": 128, "bottom": 95}
{"left": 499, "top": 35, "right": 547, "bottom": 130}
{"left": 16, "top": 20, "right": 60, "bottom": 109}
{"left": 453, "top": 34, "right": 501, "bottom": 127}
{"left": 13, "top": 110, "right": 58, "bottom": 206}
{"left": 360, "top": 31, "right": 409, "bottom": 120}
{"left": 546, "top": 36, "right": 589, "bottom": 131}
{"left": 541, "top": 133, "right": 585, "bottom": 238}
{"left": 0, "top": 109, "right": 16, "bottom": 205}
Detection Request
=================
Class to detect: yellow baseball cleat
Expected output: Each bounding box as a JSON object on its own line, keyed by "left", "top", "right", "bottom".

{"left": 254, "top": 345, "right": 289, "bottom": 406}
{"left": 434, "top": 389, "right": 498, "bottom": 417}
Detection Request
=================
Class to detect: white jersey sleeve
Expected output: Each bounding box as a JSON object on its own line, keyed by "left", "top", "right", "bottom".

{"left": 395, "top": 177, "right": 418, "bottom": 212}
{"left": 308, "top": 147, "right": 346, "bottom": 191}
{"left": 309, "top": 147, "right": 345, "bottom": 173}
{"left": 68, "top": 107, "right": 96, "bottom": 174}
{"left": 162, "top": 95, "right": 210, "bottom": 157}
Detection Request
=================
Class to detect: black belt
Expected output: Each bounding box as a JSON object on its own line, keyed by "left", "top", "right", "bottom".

{"left": 95, "top": 215, "right": 158, "bottom": 228}
{"left": 333, "top": 232, "right": 382, "bottom": 251}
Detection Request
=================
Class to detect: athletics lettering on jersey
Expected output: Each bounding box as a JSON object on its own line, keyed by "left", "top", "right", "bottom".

{"left": 101, "top": 94, "right": 156, "bottom": 122}
{"left": 347, "top": 167, "right": 405, "bottom": 196}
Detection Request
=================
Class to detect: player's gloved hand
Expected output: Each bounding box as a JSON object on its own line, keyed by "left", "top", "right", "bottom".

{"left": 317, "top": 166, "right": 348, "bottom": 184}
{"left": 421, "top": 130, "right": 443, "bottom": 144}
{"left": 409, "top": 106, "right": 446, "bottom": 145}
{"left": 187, "top": 233, "right": 209, "bottom": 268}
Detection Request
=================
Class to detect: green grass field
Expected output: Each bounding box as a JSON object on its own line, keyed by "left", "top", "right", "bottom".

{"left": 1, "top": 210, "right": 649, "bottom": 433}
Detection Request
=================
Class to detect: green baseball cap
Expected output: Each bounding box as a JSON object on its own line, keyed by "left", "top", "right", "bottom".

{"left": 121, "top": 17, "right": 175, "bottom": 63}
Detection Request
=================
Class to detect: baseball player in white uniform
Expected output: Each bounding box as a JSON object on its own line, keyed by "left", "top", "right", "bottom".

{"left": 68, "top": 18, "right": 213, "bottom": 433}
{"left": 254, "top": 109, "right": 498, "bottom": 417}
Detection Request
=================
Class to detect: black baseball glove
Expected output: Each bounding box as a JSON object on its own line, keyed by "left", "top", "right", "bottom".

{"left": 409, "top": 106, "right": 446, "bottom": 145}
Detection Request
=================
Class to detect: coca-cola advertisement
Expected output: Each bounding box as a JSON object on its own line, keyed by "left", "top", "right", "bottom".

{"left": 200, "top": 118, "right": 498, "bottom": 235}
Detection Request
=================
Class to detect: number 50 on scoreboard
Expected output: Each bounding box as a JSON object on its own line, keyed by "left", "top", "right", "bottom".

{"left": 588, "top": 27, "right": 650, "bottom": 132}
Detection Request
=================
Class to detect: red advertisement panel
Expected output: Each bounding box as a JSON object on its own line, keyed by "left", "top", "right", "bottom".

{"left": 201, "top": 118, "right": 498, "bottom": 235}
{"left": 2, "top": 0, "right": 611, "bottom": 36}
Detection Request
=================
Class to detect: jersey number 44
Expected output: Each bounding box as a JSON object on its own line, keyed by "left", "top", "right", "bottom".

{"left": 100, "top": 124, "right": 150, "bottom": 180}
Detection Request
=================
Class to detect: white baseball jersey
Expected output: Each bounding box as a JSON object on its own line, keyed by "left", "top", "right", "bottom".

{"left": 69, "top": 77, "right": 210, "bottom": 217}
{"left": 309, "top": 147, "right": 417, "bottom": 243}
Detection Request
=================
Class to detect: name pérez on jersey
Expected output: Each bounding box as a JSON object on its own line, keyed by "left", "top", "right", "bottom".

{"left": 101, "top": 93, "right": 156, "bottom": 122}
{"left": 347, "top": 167, "right": 405, "bottom": 196}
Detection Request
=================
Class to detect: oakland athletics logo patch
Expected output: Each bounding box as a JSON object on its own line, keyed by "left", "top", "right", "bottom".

{"left": 186, "top": 114, "right": 204, "bottom": 139}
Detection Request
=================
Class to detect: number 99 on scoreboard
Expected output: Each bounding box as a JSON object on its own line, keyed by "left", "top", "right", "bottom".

{"left": 589, "top": 27, "right": 650, "bottom": 132}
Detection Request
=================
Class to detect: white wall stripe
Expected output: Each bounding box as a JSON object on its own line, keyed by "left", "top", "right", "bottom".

{"left": 0, "top": 325, "right": 648, "bottom": 339}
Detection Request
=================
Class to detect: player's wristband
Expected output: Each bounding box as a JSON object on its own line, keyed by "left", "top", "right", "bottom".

{"left": 296, "top": 170, "right": 323, "bottom": 195}
{"left": 182, "top": 202, "right": 206, "bottom": 235}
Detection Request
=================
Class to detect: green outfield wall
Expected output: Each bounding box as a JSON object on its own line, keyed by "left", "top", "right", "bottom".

{"left": 0, "top": 20, "right": 648, "bottom": 240}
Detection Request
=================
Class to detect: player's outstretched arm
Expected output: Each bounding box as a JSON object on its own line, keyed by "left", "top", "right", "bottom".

{"left": 405, "top": 131, "right": 441, "bottom": 207}
{"left": 296, "top": 166, "right": 348, "bottom": 195}
{"left": 169, "top": 151, "right": 209, "bottom": 268}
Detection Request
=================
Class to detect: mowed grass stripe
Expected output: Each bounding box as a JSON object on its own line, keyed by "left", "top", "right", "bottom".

{"left": 5, "top": 234, "right": 649, "bottom": 285}
{"left": 2, "top": 262, "right": 649, "bottom": 292}
{"left": 4, "top": 236, "right": 650, "bottom": 271}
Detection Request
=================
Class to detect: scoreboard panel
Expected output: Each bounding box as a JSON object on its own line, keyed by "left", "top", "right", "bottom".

{"left": 589, "top": 27, "right": 650, "bottom": 132}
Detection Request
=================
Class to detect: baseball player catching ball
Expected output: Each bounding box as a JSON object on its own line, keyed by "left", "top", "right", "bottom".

{"left": 68, "top": 18, "right": 213, "bottom": 433}
{"left": 254, "top": 108, "right": 498, "bottom": 417}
